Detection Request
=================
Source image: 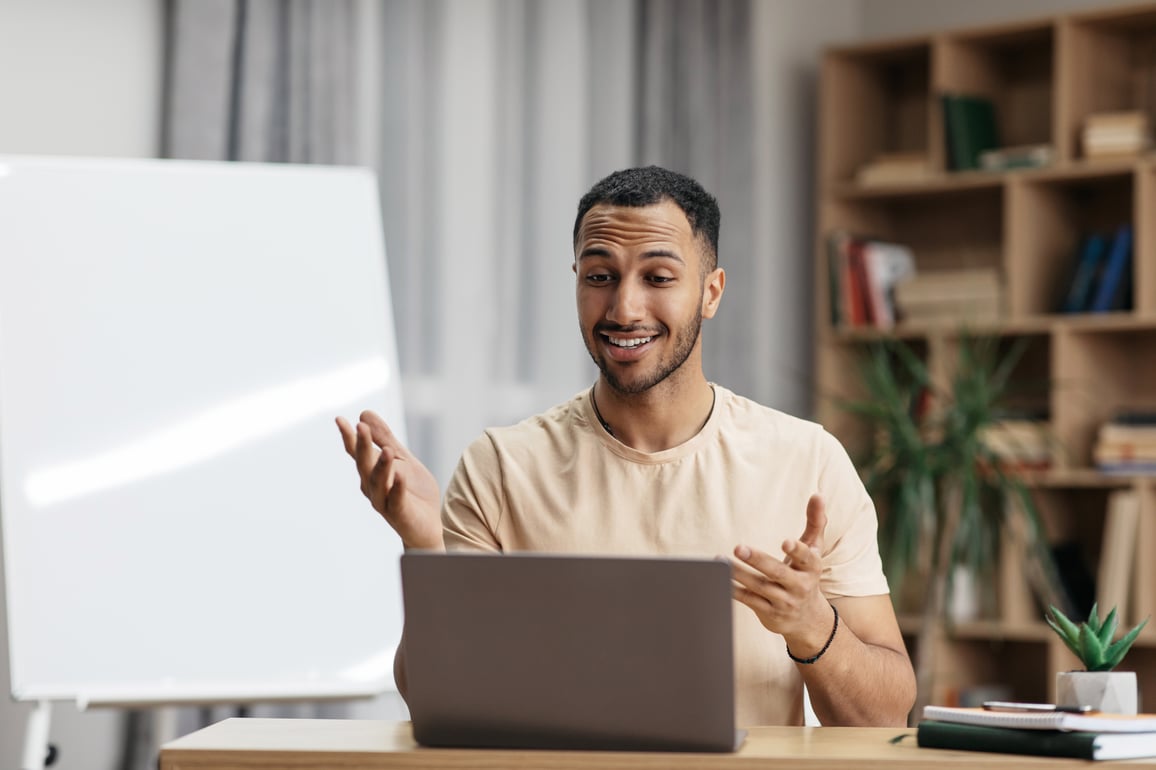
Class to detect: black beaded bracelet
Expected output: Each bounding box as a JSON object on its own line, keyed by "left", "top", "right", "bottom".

{"left": 786, "top": 604, "right": 839, "bottom": 665}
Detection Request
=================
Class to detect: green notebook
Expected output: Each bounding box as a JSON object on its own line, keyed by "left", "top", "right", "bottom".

{"left": 917, "top": 719, "right": 1156, "bottom": 760}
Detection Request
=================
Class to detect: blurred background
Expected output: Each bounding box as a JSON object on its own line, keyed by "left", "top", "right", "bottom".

{"left": 0, "top": 0, "right": 1137, "bottom": 768}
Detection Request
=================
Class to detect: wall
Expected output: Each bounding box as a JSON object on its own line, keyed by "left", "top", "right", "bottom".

{"left": 860, "top": 0, "right": 1137, "bottom": 39}
{"left": 751, "top": 0, "right": 861, "bottom": 416}
{"left": 0, "top": 1, "right": 162, "bottom": 768}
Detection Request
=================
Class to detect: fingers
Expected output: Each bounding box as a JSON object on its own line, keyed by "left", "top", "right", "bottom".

{"left": 732, "top": 582, "right": 773, "bottom": 615}
{"left": 798, "top": 494, "right": 827, "bottom": 548}
{"left": 383, "top": 463, "right": 407, "bottom": 518}
{"left": 359, "top": 410, "right": 405, "bottom": 454}
{"left": 336, "top": 417, "right": 357, "bottom": 456}
{"left": 732, "top": 537, "right": 822, "bottom": 602}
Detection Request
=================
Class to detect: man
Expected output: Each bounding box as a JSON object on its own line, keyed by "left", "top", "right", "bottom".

{"left": 337, "top": 166, "right": 916, "bottom": 727}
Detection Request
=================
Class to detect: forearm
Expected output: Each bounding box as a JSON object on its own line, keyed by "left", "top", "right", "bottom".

{"left": 785, "top": 599, "right": 915, "bottom": 726}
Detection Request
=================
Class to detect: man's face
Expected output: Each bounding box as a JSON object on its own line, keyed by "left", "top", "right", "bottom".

{"left": 573, "top": 200, "right": 723, "bottom": 395}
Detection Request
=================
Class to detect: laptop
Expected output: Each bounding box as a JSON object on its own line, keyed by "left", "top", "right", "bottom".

{"left": 400, "top": 551, "right": 744, "bottom": 752}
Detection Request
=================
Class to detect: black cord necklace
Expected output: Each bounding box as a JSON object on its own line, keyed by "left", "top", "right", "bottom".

{"left": 589, "top": 386, "right": 717, "bottom": 439}
{"left": 590, "top": 387, "right": 614, "bottom": 436}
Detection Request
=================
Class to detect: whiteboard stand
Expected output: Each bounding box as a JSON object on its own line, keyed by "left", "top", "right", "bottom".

{"left": 21, "top": 700, "right": 54, "bottom": 770}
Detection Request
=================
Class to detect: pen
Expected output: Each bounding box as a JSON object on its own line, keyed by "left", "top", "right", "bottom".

{"left": 982, "top": 701, "right": 1095, "bottom": 713}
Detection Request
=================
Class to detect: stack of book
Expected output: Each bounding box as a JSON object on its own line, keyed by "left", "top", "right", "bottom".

{"left": 918, "top": 705, "right": 1156, "bottom": 760}
{"left": 978, "top": 143, "right": 1053, "bottom": 172}
{"left": 1093, "top": 413, "right": 1156, "bottom": 474}
{"left": 855, "top": 151, "right": 931, "bottom": 186}
{"left": 826, "top": 231, "right": 916, "bottom": 329}
{"left": 977, "top": 417, "right": 1052, "bottom": 471}
{"left": 892, "top": 267, "right": 1002, "bottom": 323}
{"left": 1083, "top": 111, "right": 1152, "bottom": 159}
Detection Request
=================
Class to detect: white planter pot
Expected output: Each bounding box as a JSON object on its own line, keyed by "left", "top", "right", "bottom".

{"left": 1056, "top": 670, "right": 1138, "bottom": 715}
{"left": 948, "top": 566, "right": 980, "bottom": 624}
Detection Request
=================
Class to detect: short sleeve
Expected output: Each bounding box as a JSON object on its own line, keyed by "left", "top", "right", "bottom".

{"left": 441, "top": 431, "right": 505, "bottom": 552}
{"left": 816, "top": 429, "right": 890, "bottom": 598}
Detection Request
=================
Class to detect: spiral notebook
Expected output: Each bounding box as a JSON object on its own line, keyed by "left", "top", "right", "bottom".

{"left": 922, "top": 706, "right": 1156, "bottom": 733}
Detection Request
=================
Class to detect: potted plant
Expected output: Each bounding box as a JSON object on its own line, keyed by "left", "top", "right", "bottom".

{"left": 840, "top": 334, "right": 1070, "bottom": 717}
{"left": 1047, "top": 603, "right": 1148, "bottom": 714}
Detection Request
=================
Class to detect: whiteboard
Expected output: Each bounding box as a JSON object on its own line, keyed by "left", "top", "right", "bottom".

{"left": 0, "top": 156, "right": 405, "bottom": 705}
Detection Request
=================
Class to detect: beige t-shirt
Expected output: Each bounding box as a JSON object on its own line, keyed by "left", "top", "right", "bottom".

{"left": 441, "top": 384, "right": 889, "bottom": 727}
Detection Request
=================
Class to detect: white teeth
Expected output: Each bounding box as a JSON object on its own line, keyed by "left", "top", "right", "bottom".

{"left": 607, "top": 336, "right": 653, "bottom": 348}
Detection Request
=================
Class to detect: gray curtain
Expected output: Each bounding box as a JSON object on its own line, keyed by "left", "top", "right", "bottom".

{"left": 163, "top": 0, "right": 360, "bottom": 163}
{"left": 154, "top": 0, "right": 758, "bottom": 761}
{"left": 635, "top": 0, "right": 757, "bottom": 401}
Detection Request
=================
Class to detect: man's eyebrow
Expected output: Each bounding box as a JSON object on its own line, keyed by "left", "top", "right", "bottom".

{"left": 577, "top": 247, "right": 685, "bottom": 264}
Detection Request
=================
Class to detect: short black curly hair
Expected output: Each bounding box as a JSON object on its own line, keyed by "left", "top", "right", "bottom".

{"left": 572, "top": 166, "right": 720, "bottom": 271}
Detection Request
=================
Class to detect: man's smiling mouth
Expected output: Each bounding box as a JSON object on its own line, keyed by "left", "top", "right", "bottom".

{"left": 606, "top": 335, "right": 654, "bottom": 348}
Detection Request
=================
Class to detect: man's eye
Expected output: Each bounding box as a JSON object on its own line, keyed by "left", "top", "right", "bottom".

{"left": 586, "top": 273, "right": 613, "bottom": 283}
{"left": 649, "top": 275, "right": 675, "bottom": 284}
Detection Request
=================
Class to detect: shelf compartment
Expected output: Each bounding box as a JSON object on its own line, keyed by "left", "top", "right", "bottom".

{"left": 1006, "top": 169, "right": 1135, "bottom": 318}
{"left": 934, "top": 638, "right": 1052, "bottom": 706}
{"left": 820, "top": 41, "right": 932, "bottom": 186}
{"left": 1060, "top": 6, "right": 1156, "bottom": 161}
{"left": 936, "top": 22, "right": 1057, "bottom": 163}
{"left": 1053, "top": 326, "right": 1156, "bottom": 469}
{"left": 823, "top": 185, "right": 1003, "bottom": 274}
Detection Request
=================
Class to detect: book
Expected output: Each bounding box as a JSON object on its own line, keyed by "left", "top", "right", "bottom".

{"left": 861, "top": 240, "right": 916, "bottom": 328}
{"left": 826, "top": 231, "right": 849, "bottom": 327}
{"left": 1084, "top": 110, "right": 1152, "bottom": 158}
{"left": 978, "top": 418, "right": 1052, "bottom": 469}
{"left": 1060, "top": 233, "right": 1108, "bottom": 313}
{"left": 917, "top": 720, "right": 1156, "bottom": 760}
{"left": 1096, "top": 490, "right": 1141, "bottom": 625}
{"left": 942, "top": 94, "right": 999, "bottom": 171}
{"left": 1089, "top": 225, "right": 1134, "bottom": 313}
{"left": 1086, "top": 110, "right": 1150, "bottom": 132}
{"left": 922, "top": 705, "right": 1156, "bottom": 733}
{"left": 856, "top": 151, "right": 931, "bottom": 185}
{"left": 1113, "top": 410, "right": 1156, "bottom": 426}
{"left": 847, "top": 237, "right": 870, "bottom": 325}
{"left": 979, "top": 143, "right": 1053, "bottom": 172}
{"left": 893, "top": 268, "right": 1002, "bottom": 322}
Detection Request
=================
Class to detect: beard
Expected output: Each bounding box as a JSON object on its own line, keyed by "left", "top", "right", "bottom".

{"left": 585, "top": 303, "right": 703, "bottom": 396}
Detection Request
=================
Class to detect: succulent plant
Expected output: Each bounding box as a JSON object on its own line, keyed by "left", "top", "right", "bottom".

{"left": 1047, "top": 603, "right": 1149, "bottom": 672}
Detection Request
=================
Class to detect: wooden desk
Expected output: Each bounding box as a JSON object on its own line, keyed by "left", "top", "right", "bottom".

{"left": 159, "top": 718, "right": 1156, "bottom": 769}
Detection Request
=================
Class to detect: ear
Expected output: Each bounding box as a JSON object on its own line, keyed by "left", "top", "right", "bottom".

{"left": 701, "top": 267, "right": 725, "bottom": 319}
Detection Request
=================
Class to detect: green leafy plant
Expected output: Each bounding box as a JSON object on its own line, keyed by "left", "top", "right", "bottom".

{"left": 1046, "top": 603, "right": 1148, "bottom": 672}
{"left": 839, "top": 333, "right": 1070, "bottom": 717}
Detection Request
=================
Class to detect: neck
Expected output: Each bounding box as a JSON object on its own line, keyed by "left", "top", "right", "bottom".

{"left": 592, "top": 374, "right": 715, "bottom": 453}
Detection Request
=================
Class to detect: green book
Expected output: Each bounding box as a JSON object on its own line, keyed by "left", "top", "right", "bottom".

{"left": 917, "top": 720, "right": 1156, "bottom": 760}
{"left": 942, "top": 94, "right": 999, "bottom": 171}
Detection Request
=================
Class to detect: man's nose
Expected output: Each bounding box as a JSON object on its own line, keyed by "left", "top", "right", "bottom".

{"left": 606, "top": 280, "right": 645, "bottom": 325}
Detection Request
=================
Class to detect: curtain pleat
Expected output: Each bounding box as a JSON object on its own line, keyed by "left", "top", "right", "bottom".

{"left": 164, "top": 0, "right": 359, "bottom": 164}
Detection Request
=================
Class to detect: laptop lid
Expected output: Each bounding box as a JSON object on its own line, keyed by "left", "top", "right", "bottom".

{"left": 400, "top": 551, "right": 740, "bottom": 752}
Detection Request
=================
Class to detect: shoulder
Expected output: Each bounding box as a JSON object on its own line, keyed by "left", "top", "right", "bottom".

{"left": 715, "top": 385, "right": 840, "bottom": 452}
{"left": 460, "top": 391, "right": 593, "bottom": 464}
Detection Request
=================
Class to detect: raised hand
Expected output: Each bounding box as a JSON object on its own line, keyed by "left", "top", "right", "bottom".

{"left": 731, "top": 494, "right": 832, "bottom": 645}
{"left": 336, "top": 411, "right": 444, "bottom": 551}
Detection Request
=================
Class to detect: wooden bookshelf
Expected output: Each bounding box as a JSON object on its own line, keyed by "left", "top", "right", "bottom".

{"left": 816, "top": 2, "right": 1156, "bottom": 709}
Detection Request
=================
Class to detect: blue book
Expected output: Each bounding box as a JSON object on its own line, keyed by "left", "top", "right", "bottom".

{"left": 1089, "top": 225, "right": 1133, "bottom": 313}
{"left": 1060, "top": 233, "right": 1107, "bottom": 313}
